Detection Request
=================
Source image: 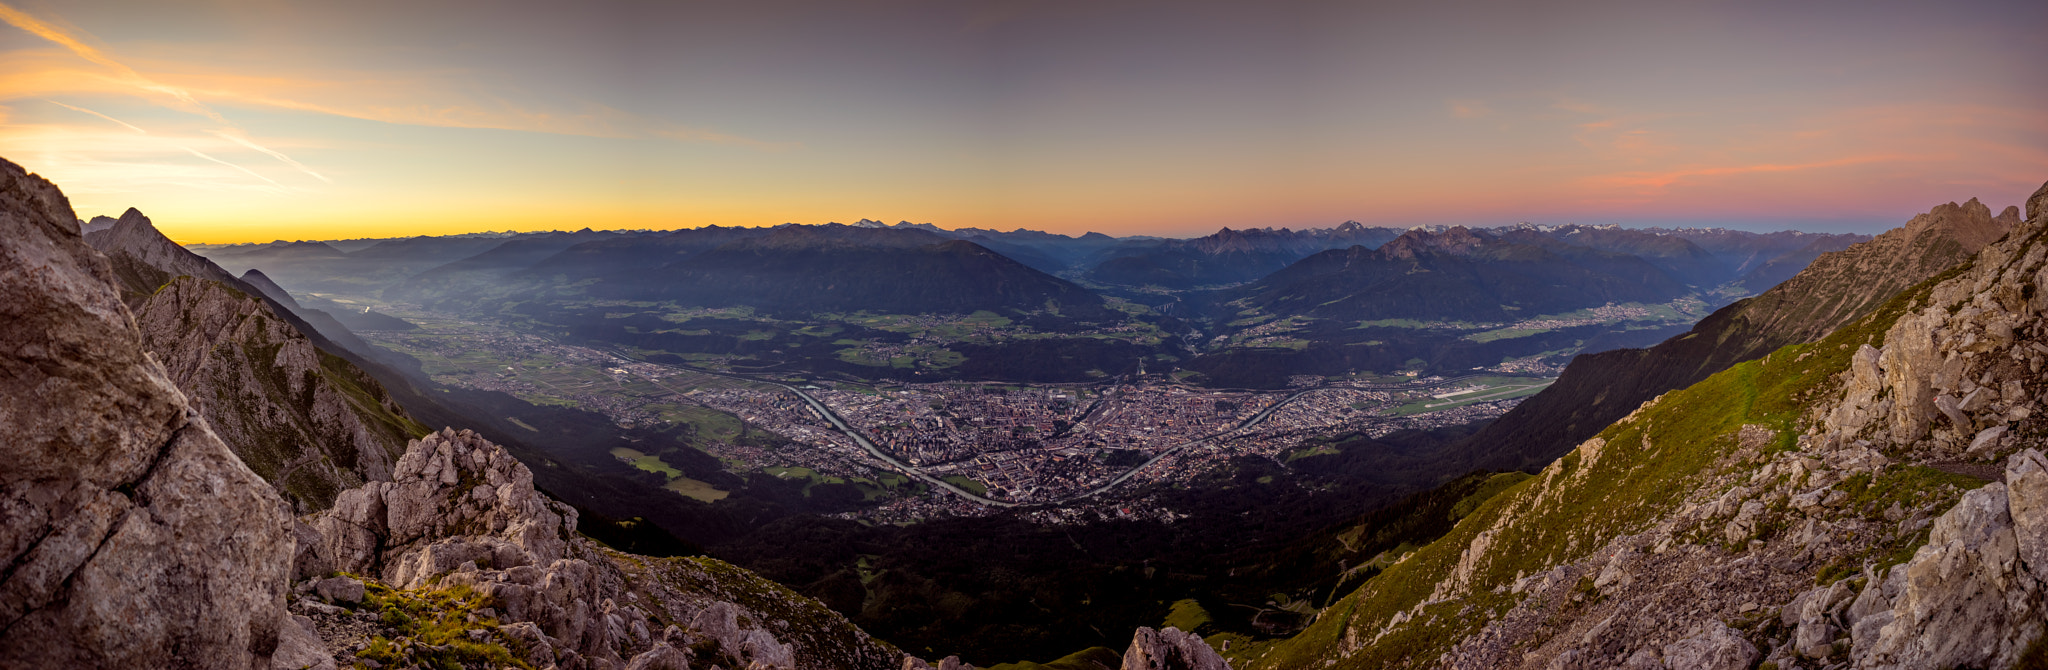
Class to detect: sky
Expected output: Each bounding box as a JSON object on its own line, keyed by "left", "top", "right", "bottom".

{"left": 1, "top": 0, "right": 2043, "bottom": 243}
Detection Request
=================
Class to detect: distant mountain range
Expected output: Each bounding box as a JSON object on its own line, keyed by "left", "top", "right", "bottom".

{"left": 1225, "top": 226, "right": 1688, "bottom": 324}
{"left": 1083, "top": 222, "right": 1406, "bottom": 289}
{"left": 192, "top": 217, "right": 1871, "bottom": 385}
{"left": 385, "top": 223, "right": 1109, "bottom": 318}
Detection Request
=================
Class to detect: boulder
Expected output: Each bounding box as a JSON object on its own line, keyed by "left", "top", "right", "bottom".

{"left": 312, "top": 576, "right": 365, "bottom": 605}
{"left": 1967, "top": 425, "right": 2009, "bottom": 459}
{"left": 1724, "top": 501, "right": 1767, "bottom": 545}
{"left": 497, "top": 621, "right": 558, "bottom": 668}
{"left": 2009, "top": 449, "right": 2048, "bottom": 582}
{"left": 1881, "top": 310, "right": 1945, "bottom": 441}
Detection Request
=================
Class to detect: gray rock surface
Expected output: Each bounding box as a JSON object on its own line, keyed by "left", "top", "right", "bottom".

{"left": 272, "top": 614, "right": 337, "bottom": 670}
{"left": 1850, "top": 475, "right": 2044, "bottom": 669}
{"left": 1121, "top": 626, "right": 1230, "bottom": 670}
{"left": 689, "top": 601, "right": 798, "bottom": 668}
{"left": 300, "top": 427, "right": 576, "bottom": 586}
{"left": 295, "top": 427, "right": 899, "bottom": 669}
{"left": 2009, "top": 449, "right": 2048, "bottom": 582}
{"left": 136, "top": 275, "right": 419, "bottom": 512}
{"left": 2030, "top": 179, "right": 2048, "bottom": 222}
{"left": 0, "top": 156, "right": 296, "bottom": 668}
{"left": 623, "top": 641, "right": 691, "bottom": 670}
{"left": 1658, "top": 621, "right": 1757, "bottom": 670}
{"left": 311, "top": 576, "right": 365, "bottom": 605}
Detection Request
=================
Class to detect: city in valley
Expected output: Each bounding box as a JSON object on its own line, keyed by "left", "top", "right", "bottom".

{"left": 357, "top": 303, "right": 1554, "bottom": 524}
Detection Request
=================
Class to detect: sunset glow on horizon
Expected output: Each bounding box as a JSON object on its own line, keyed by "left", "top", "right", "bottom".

{"left": 2, "top": 0, "right": 2043, "bottom": 243}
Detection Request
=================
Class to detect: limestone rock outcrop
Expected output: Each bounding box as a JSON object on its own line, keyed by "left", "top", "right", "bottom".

{"left": 1121, "top": 626, "right": 1230, "bottom": 670}
{"left": 290, "top": 427, "right": 902, "bottom": 669}
{"left": 137, "top": 275, "right": 422, "bottom": 511}
{"left": 1845, "top": 470, "right": 2043, "bottom": 669}
{"left": 0, "top": 157, "right": 296, "bottom": 667}
{"left": 300, "top": 427, "right": 575, "bottom": 586}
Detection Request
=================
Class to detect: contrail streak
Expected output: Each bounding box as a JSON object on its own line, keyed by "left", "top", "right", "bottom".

{"left": 182, "top": 146, "right": 286, "bottom": 189}
{"left": 45, "top": 99, "right": 146, "bottom": 133}
{"left": 210, "top": 130, "right": 332, "bottom": 183}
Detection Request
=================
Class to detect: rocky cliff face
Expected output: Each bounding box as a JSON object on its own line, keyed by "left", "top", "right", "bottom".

{"left": 289, "top": 428, "right": 905, "bottom": 670}
{"left": 136, "top": 275, "right": 425, "bottom": 511}
{"left": 80, "top": 209, "right": 426, "bottom": 512}
{"left": 1235, "top": 182, "right": 2048, "bottom": 669}
{"left": 0, "top": 158, "right": 297, "bottom": 667}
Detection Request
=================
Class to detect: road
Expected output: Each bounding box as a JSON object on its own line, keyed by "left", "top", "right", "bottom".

{"left": 776, "top": 383, "right": 1020, "bottom": 507}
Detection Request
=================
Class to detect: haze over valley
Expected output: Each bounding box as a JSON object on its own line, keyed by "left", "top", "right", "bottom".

{"left": 4, "top": 1, "right": 2047, "bottom": 669}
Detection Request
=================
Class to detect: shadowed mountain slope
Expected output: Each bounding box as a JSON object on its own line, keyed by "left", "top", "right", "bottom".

{"left": 407, "top": 223, "right": 1109, "bottom": 318}
{"left": 1086, "top": 222, "right": 1405, "bottom": 289}
{"left": 1229, "top": 226, "right": 1691, "bottom": 323}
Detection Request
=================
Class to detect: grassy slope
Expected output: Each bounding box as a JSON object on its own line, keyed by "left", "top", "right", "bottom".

{"left": 1236, "top": 261, "right": 1970, "bottom": 669}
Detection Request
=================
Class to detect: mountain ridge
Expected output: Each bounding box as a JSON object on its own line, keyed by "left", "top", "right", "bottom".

{"left": 1461, "top": 197, "right": 2019, "bottom": 475}
{"left": 1232, "top": 179, "right": 2048, "bottom": 670}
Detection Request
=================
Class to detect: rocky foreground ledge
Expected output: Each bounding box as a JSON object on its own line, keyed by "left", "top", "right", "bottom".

{"left": 278, "top": 427, "right": 902, "bottom": 670}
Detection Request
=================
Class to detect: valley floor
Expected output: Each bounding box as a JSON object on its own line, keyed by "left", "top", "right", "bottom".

{"left": 347, "top": 302, "right": 1549, "bottom": 519}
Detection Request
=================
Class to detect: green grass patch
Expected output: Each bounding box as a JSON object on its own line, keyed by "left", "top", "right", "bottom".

{"left": 1163, "top": 598, "right": 1216, "bottom": 633}
{"left": 651, "top": 404, "right": 746, "bottom": 441}
{"left": 610, "top": 447, "right": 681, "bottom": 478}
{"left": 1354, "top": 318, "right": 1430, "bottom": 329}
{"left": 1450, "top": 472, "right": 1533, "bottom": 521}
{"left": 1834, "top": 466, "right": 1990, "bottom": 518}
{"left": 664, "top": 476, "right": 730, "bottom": 502}
{"left": 1284, "top": 444, "right": 1341, "bottom": 463}
{"left": 356, "top": 582, "right": 529, "bottom": 670}
{"left": 942, "top": 475, "right": 989, "bottom": 496}
{"left": 1464, "top": 327, "right": 1552, "bottom": 343}
{"left": 985, "top": 647, "right": 1125, "bottom": 670}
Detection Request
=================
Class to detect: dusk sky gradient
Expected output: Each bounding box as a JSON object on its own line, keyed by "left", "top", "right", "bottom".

{"left": 2, "top": 0, "right": 2043, "bottom": 242}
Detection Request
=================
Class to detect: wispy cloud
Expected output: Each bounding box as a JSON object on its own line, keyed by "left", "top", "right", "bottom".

{"left": 0, "top": 3, "right": 224, "bottom": 122}
{"left": 0, "top": 1, "right": 330, "bottom": 186}
{"left": 1586, "top": 154, "right": 1916, "bottom": 194}
{"left": 1447, "top": 99, "right": 1491, "bottom": 119}
{"left": 1, "top": 4, "right": 785, "bottom": 150}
